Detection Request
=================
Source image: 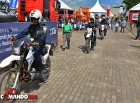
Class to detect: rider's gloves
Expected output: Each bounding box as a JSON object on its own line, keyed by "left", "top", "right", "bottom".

{"left": 10, "top": 36, "right": 16, "bottom": 45}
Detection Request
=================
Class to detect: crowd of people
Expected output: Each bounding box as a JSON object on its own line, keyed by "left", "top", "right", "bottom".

{"left": 60, "top": 15, "right": 129, "bottom": 51}
{"left": 58, "top": 16, "right": 128, "bottom": 33}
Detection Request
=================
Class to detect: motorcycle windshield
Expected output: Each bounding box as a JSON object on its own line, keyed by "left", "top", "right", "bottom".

{"left": 13, "top": 41, "right": 24, "bottom": 48}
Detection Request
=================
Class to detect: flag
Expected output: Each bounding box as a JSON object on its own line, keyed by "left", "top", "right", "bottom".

{"left": 66, "top": 9, "right": 68, "bottom": 18}
{"left": 10, "top": 0, "right": 18, "bottom": 9}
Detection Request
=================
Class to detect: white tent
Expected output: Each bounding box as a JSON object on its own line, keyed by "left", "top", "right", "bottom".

{"left": 80, "top": 12, "right": 84, "bottom": 16}
{"left": 129, "top": 3, "right": 140, "bottom": 11}
{"left": 58, "top": 0, "right": 73, "bottom": 10}
{"left": 90, "top": 13, "right": 95, "bottom": 18}
{"left": 110, "top": 12, "right": 114, "bottom": 16}
{"left": 89, "top": 0, "right": 106, "bottom": 13}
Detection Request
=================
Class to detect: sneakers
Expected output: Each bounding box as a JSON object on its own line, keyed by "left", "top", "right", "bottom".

{"left": 62, "top": 48, "right": 65, "bottom": 51}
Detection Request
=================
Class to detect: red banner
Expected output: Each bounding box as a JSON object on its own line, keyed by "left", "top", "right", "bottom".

{"left": 107, "top": 8, "right": 110, "bottom": 16}
{"left": 66, "top": 9, "right": 68, "bottom": 18}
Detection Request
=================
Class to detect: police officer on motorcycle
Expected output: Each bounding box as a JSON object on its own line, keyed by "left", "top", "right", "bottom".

{"left": 86, "top": 18, "right": 98, "bottom": 49}
{"left": 10, "top": 9, "right": 47, "bottom": 78}
{"left": 99, "top": 17, "right": 109, "bottom": 36}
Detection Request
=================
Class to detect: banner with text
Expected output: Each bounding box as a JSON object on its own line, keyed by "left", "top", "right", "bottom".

{"left": 0, "top": 21, "right": 58, "bottom": 63}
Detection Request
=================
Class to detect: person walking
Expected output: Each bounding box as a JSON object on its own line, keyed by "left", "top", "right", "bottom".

{"left": 120, "top": 18, "right": 126, "bottom": 33}
{"left": 115, "top": 18, "right": 119, "bottom": 33}
{"left": 110, "top": 18, "right": 113, "bottom": 30}
{"left": 62, "top": 18, "right": 72, "bottom": 51}
{"left": 135, "top": 17, "right": 140, "bottom": 40}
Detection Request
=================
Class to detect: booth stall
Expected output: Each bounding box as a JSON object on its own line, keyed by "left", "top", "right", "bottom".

{"left": 129, "top": 3, "right": 140, "bottom": 23}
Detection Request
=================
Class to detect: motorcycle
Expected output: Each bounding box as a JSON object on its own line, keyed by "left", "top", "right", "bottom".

{"left": 100, "top": 25, "right": 105, "bottom": 40}
{"left": 99, "top": 24, "right": 108, "bottom": 40}
{"left": 84, "top": 27, "right": 95, "bottom": 53}
{"left": 0, "top": 29, "right": 52, "bottom": 102}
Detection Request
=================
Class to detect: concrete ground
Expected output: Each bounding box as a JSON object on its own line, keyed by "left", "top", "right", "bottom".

{"left": 4, "top": 27, "right": 140, "bottom": 103}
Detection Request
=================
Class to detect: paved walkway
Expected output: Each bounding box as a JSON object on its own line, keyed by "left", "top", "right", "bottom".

{"left": 17, "top": 28, "right": 140, "bottom": 103}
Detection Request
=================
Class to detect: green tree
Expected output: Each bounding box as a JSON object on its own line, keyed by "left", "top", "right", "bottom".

{"left": 113, "top": 6, "right": 121, "bottom": 8}
{"left": 123, "top": 0, "right": 140, "bottom": 10}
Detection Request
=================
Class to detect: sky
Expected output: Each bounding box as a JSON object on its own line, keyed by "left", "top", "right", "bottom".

{"left": 63, "top": 0, "right": 124, "bottom": 8}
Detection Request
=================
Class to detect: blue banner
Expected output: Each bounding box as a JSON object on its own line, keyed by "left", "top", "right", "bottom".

{"left": 0, "top": 21, "right": 58, "bottom": 63}
{"left": 10, "top": 0, "right": 18, "bottom": 9}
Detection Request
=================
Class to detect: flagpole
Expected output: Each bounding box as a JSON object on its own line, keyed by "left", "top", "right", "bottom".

{"left": 64, "top": 9, "right": 65, "bottom": 23}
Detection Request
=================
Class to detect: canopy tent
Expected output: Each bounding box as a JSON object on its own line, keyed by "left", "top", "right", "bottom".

{"left": 129, "top": 3, "right": 140, "bottom": 11}
{"left": 90, "top": 13, "right": 95, "bottom": 18}
{"left": 129, "top": 3, "right": 140, "bottom": 23}
{"left": 89, "top": 0, "right": 106, "bottom": 13}
{"left": 58, "top": 0, "right": 74, "bottom": 14}
{"left": 58, "top": 0, "right": 73, "bottom": 10}
{"left": 110, "top": 12, "right": 114, "bottom": 16}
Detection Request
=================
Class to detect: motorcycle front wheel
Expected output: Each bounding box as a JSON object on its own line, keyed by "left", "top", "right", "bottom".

{"left": 101, "top": 31, "right": 104, "bottom": 40}
{"left": 0, "top": 68, "right": 21, "bottom": 103}
{"left": 85, "top": 38, "right": 91, "bottom": 53}
{"left": 40, "top": 57, "right": 51, "bottom": 82}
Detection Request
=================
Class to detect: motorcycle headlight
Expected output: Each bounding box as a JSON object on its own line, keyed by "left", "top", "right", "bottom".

{"left": 14, "top": 47, "right": 20, "bottom": 55}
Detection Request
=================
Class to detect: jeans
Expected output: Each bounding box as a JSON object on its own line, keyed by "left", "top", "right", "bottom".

{"left": 115, "top": 26, "right": 118, "bottom": 32}
{"left": 136, "top": 28, "right": 140, "bottom": 39}
{"left": 63, "top": 33, "right": 70, "bottom": 48}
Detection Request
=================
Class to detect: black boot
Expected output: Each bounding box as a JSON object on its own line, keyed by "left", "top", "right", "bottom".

{"left": 38, "top": 66, "right": 48, "bottom": 79}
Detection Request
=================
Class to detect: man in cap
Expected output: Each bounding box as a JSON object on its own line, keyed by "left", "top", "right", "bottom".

{"left": 120, "top": 18, "right": 126, "bottom": 33}
{"left": 62, "top": 18, "right": 72, "bottom": 51}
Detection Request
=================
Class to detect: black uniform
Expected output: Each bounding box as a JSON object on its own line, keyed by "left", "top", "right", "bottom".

{"left": 16, "top": 23, "right": 47, "bottom": 70}
{"left": 99, "top": 19, "right": 108, "bottom": 36}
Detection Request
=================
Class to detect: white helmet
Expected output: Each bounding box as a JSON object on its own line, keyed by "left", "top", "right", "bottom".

{"left": 29, "top": 9, "right": 42, "bottom": 23}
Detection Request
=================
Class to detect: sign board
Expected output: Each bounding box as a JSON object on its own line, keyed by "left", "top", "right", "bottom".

{"left": 10, "top": 0, "right": 18, "bottom": 9}
{"left": 132, "top": 13, "right": 139, "bottom": 20}
{"left": 0, "top": 21, "right": 58, "bottom": 63}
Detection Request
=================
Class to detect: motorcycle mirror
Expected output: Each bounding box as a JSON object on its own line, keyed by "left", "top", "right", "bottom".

{"left": 9, "top": 28, "right": 12, "bottom": 33}
{"left": 37, "top": 31, "right": 44, "bottom": 35}
{"left": 30, "top": 38, "right": 34, "bottom": 42}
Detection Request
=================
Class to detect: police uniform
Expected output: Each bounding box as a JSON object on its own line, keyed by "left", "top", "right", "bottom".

{"left": 16, "top": 23, "right": 47, "bottom": 70}
{"left": 99, "top": 19, "right": 108, "bottom": 36}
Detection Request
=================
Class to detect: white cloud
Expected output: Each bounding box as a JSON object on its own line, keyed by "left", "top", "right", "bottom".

{"left": 114, "top": 0, "right": 122, "bottom": 6}
{"left": 63, "top": 0, "right": 86, "bottom": 6}
{"left": 78, "top": 0, "right": 86, "bottom": 2}
{"left": 70, "top": 1, "right": 77, "bottom": 3}
{"left": 64, "top": 0, "right": 71, "bottom": 2}
{"left": 101, "top": 3, "right": 109, "bottom": 8}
